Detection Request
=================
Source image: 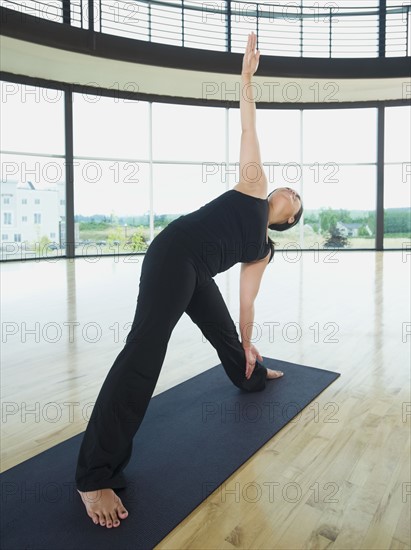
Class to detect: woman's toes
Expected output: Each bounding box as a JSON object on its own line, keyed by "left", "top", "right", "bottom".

{"left": 118, "top": 507, "right": 128, "bottom": 518}
{"left": 88, "top": 512, "right": 99, "bottom": 525}
{"left": 105, "top": 513, "right": 113, "bottom": 528}
{"left": 106, "top": 512, "right": 116, "bottom": 528}
{"left": 111, "top": 511, "right": 120, "bottom": 527}
{"left": 266, "top": 369, "right": 284, "bottom": 379}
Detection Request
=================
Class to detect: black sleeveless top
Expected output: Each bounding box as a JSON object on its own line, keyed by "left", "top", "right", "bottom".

{"left": 169, "top": 189, "right": 275, "bottom": 278}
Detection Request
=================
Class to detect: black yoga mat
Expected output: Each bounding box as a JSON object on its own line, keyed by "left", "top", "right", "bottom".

{"left": 1, "top": 357, "right": 340, "bottom": 550}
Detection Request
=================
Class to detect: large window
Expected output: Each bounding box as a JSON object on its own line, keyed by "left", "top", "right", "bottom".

{"left": 0, "top": 82, "right": 65, "bottom": 261}
{"left": 152, "top": 163, "right": 227, "bottom": 237}
{"left": 301, "top": 108, "right": 378, "bottom": 250}
{"left": 1, "top": 1, "right": 408, "bottom": 58}
{"left": 73, "top": 93, "right": 150, "bottom": 255}
{"left": 152, "top": 103, "right": 226, "bottom": 162}
{"left": 233, "top": 107, "right": 379, "bottom": 251}
{"left": 1, "top": 79, "right": 409, "bottom": 261}
{"left": 151, "top": 103, "right": 227, "bottom": 238}
{"left": 384, "top": 106, "right": 411, "bottom": 248}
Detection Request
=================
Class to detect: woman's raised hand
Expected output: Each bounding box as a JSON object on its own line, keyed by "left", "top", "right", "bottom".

{"left": 241, "top": 31, "right": 261, "bottom": 77}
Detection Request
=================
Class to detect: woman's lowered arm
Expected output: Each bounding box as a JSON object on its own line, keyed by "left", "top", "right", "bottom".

{"left": 239, "top": 254, "right": 270, "bottom": 378}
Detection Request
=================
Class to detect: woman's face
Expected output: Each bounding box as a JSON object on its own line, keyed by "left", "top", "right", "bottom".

{"left": 269, "top": 187, "right": 302, "bottom": 224}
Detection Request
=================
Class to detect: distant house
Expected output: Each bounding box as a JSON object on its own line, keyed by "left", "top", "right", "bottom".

{"left": 0, "top": 179, "right": 78, "bottom": 253}
{"left": 335, "top": 221, "right": 372, "bottom": 237}
{"left": 1, "top": 179, "right": 60, "bottom": 246}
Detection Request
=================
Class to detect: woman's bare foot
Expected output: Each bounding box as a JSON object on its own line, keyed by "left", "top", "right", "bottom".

{"left": 266, "top": 368, "right": 284, "bottom": 379}
{"left": 77, "top": 488, "right": 129, "bottom": 528}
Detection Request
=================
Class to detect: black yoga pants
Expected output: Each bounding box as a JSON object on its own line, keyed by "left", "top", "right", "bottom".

{"left": 75, "top": 224, "right": 267, "bottom": 492}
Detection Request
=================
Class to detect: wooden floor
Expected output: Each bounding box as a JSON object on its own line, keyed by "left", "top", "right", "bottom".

{"left": 1, "top": 250, "right": 410, "bottom": 549}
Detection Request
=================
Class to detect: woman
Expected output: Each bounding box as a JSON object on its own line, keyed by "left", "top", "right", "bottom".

{"left": 76, "top": 32, "right": 303, "bottom": 528}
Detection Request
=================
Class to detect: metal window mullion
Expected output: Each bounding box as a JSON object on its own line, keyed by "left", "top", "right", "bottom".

{"left": 299, "top": 108, "right": 304, "bottom": 247}
{"left": 227, "top": 0, "right": 231, "bottom": 53}
{"left": 149, "top": 102, "right": 154, "bottom": 242}
{"left": 88, "top": 0, "right": 94, "bottom": 32}
{"left": 64, "top": 87, "right": 75, "bottom": 258}
{"left": 99, "top": 0, "right": 102, "bottom": 32}
{"left": 182, "top": 0, "right": 184, "bottom": 47}
{"left": 149, "top": 1, "right": 152, "bottom": 42}
{"left": 376, "top": 106, "right": 384, "bottom": 250}
{"left": 300, "top": 1, "right": 303, "bottom": 57}
{"left": 329, "top": 8, "right": 332, "bottom": 58}
{"left": 62, "top": 0, "right": 70, "bottom": 25}
{"left": 379, "top": 0, "right": 387, "bottom": 57}
{"left": 225, "top": 107, "right": 229, "bottom": 193}
{"left": 225, "top": 106, "right": 231, "bottom": 305}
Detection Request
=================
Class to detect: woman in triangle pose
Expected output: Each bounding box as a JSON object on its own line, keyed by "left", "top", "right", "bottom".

{"left": 76, "top": 32, "right": 303, "bottom": 528}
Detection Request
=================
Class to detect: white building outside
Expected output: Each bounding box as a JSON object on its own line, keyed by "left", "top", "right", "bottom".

{"left": 0, "top": 179, "right": 78, "bottom": 258}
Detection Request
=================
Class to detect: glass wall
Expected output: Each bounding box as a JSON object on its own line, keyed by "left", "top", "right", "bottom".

{"left": 1, "top": 1, "right": 408, "bottom": 57}
{"left": 73, "top": 93, "right": 150, "bottom": 254}
{"left": 151, "top": 103, "right": 226, "bottom": 237}
{"left": 0, "top": 82, "right": 66, "bottom": 261}
{"left": 230, "top": 106, "right": 379, "bottom": 251}
{"left": 1, "top": 78, "right": 409, "bottom": 260}
{"left": 384, "top": 106, "right": 411, "bottom": 248}
{"left": 302, "top": 108, "right": 378, "bottom": 250}
{"left": 0, "top": 0, "right": 64, "bottom": 24}
{"left": 386, "top": 0, "right": 411, "bottom": 57}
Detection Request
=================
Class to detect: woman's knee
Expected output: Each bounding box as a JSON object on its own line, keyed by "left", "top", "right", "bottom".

{"left": 239, "top": 376, "right": 266, "bottom": 393}
{"left": 238, "top": 365, "right": 267, "bottom": 392}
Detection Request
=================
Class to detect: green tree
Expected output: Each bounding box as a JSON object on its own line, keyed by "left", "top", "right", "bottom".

{"left": 323, "top": 226, "right": 349, "bottom": 248}
{"left": 384, "top": 209, "right": 411, "bottom": 234}
{"left": 39, "top": 235, "right": 51, "bottom": 255}
{"left": 110, "top": 210, "right": 119, "bottom": 225}
{"left": 319, "top": 208, "right": 337, "bottom": 234}
{"left": 127, "top": 228, "right": 147, "bottom": 252}
{"left": 358, "top": 225, "right": 370, "bottom": 237}
{"left": 107, "top": 226, "right": 124, "bottom": 246}
{"left": 366, "top": 211, "right": 376, "bottom": 235}
{"left": 337, "top": 209, "right": 352, "bottom": 223}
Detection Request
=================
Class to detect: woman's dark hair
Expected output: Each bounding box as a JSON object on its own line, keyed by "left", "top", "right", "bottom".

{"left": 267, "top": 189, "right": 304, "bottom": 232}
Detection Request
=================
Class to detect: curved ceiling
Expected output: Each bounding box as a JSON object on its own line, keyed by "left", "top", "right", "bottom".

{"left": 0, "top": 5, "right": 410, "bottom": 106}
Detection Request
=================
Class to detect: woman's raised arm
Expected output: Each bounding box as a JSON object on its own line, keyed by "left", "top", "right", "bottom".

{"left": 238, "top": 32, "right": 267, "bottom": 198}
